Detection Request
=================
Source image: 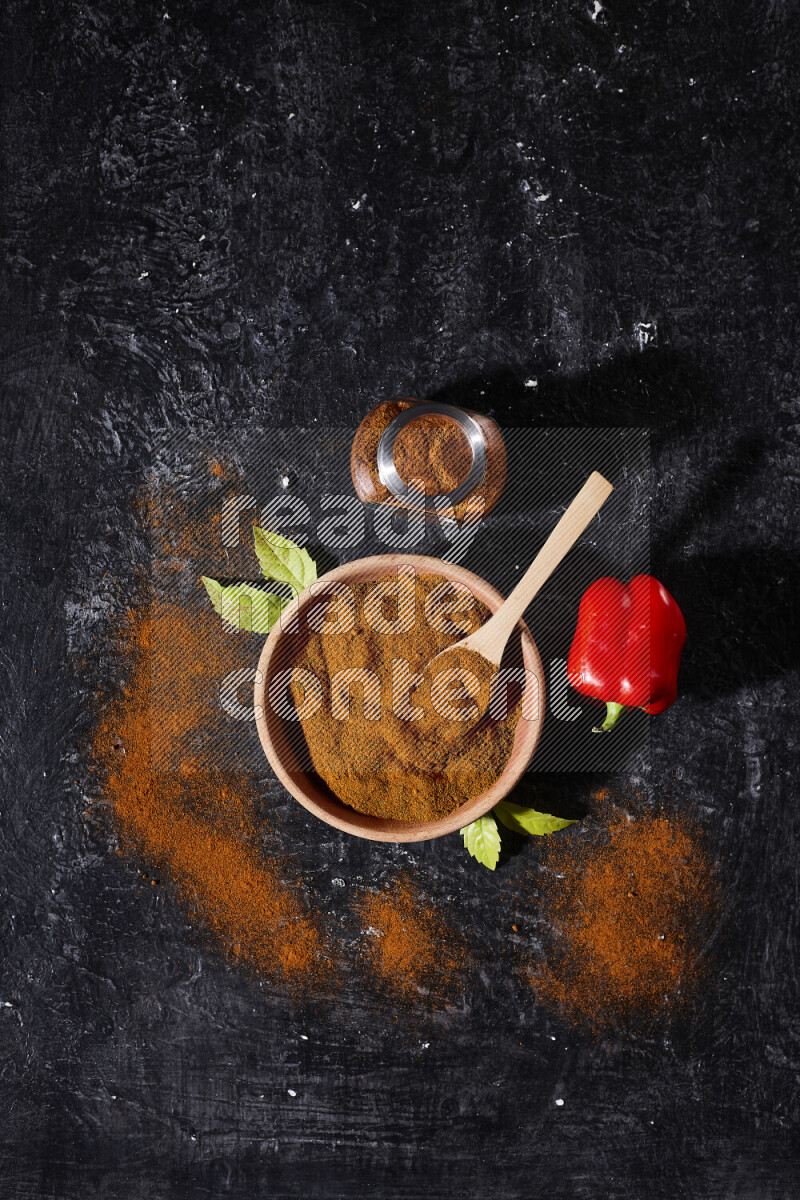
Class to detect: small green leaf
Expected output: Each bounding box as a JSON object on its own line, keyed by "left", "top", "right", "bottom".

{"left": 460, "top": 815, "right": 501, "bottom": 870}
{"left": 253, "top": 527, "right": 317, "bottom": 594}
{"left": 494, "top": 801, "right": 577, "bottom": 837}
{"left": 201, "top": 577, "right": 289, "bottom": 634}
{"left": 201, "top": 575, "right": 223, "bottom": 611}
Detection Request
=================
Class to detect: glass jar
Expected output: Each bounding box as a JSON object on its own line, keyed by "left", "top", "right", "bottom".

{"left": 350, "top": 398, "right": 506, "bottom": 521}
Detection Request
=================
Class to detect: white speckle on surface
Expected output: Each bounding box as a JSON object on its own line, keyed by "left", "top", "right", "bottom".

{"left": 524, "top": 378, "right": 538, "bottom": 388}
{"left": 589, "top": 0, "right": 604, "bottom": 21}
{"left": 549, "top": 1035, "right": 556, "bottom": 1040}
{"left": 421, "top": 1042, "right": 430, "bottom": 1049}
{"left": 300, "top": 1034, "right": 308, "bottom": 1041}
{"left": 138, "top": 271, "right": 149, "bottom": 279}
{"left": 288, "top": 112, "right": 296, "bottom": 119}
{"left": 101, "top": 409, "right": 122, "bottom": 455}
{"left": 634, "top": 320, "right": 658, "bottom": 350}
{"left": 351, "top": 194, "right": 367, "bottom": 211}
{"left": 555, "top": 1098, "right": 564, "bottom": 1106}
{"left": 287, "top": 1089, "right": 297, "bottom": 1097}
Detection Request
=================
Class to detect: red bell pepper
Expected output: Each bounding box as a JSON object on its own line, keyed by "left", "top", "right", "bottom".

{"left": 567, "top": 575, "right": 687, "bottom": 733}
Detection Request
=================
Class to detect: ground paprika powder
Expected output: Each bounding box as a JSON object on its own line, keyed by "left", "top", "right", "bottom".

{"left": 350, "top": 398, "right": 507, "bottom": 519}
{"left": 284, "top": 573, "right": 523, "bottom": 821}
{"left": 529, "top": 795, "right": 718, "bottom": 1031}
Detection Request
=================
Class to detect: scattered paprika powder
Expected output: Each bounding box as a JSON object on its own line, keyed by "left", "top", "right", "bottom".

{"left": 357, "top": 873, "right": 465, "bottom": 1002}
{"left": 91, "top": 599, "right": 328, "bottom": 981}
{"left": 530, "top": 797, "right": 719, "bottom": 1032}
{"left": 90, "top": 479, "right": 329, "bottom": 983}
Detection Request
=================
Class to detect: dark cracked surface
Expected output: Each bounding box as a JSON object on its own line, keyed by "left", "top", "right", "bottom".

{"left": 2, "top": 2, "right": 799, "bottom": 1197}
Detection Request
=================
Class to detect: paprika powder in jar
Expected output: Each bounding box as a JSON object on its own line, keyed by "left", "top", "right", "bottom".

{"left": 350, "top": 398, "right": 507, "bottom": 521}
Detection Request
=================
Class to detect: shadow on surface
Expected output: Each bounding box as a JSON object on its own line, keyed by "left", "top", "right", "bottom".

{"left": 428, "top": 348, "right": 712, "bottom": 446}
{"left": 656, "top": 547, "right": 799, "bottom": 698}
{"left": 495, "top": 773, "right": 599, "bottom": 868}
{"left": 430, "top": 354, "right": 793, "bottom": 697}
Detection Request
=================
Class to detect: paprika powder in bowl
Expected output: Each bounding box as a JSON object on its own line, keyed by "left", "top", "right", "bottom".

{"left": 253, "top": 554, "right": 545, "bottom": 842}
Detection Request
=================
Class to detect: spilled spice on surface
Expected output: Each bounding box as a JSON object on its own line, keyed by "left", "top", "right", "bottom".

{"left": 90, "top": 472, "right": 330, "bottom": 983}
{"left": 92, "top": 601, "right": 327, "bottom": 981}
{"left": 357, "top": 873, "right": 465, "bottom": 1002}
{"left": 531, "top": 802, "right": 719, "bottom": 1032}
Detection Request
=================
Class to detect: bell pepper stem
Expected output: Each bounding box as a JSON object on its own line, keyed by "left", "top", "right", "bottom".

{"left": 593, "top": 701, "right": 626, "bottom": 733}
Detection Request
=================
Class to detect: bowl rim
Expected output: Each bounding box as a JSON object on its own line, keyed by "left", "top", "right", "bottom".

{"left": 253, "top": 553, "right": 545, "bottom": 842}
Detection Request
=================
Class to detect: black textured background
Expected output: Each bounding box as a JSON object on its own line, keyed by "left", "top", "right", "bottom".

{"left": 2, "top": 1, "right": 799, "bottom": 1197}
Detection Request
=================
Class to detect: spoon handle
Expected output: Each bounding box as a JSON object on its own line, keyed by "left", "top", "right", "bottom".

{"left": 478, "top": 471, "right": 614, "bottom": 657}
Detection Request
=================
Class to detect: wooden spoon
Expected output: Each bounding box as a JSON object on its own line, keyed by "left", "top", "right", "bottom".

{"left": 441, "top": 470, "right": 613, "bottom": 668}
{"left": 417, "top": 471, "right": 614, "bottom": 763}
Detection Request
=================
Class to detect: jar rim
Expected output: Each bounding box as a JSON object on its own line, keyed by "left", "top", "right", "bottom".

{"left": 376, "top": 402, "right": 487, "bottom": 509}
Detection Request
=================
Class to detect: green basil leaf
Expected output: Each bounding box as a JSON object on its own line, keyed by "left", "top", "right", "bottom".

{"left": 201, "top": 575, "right": 223, "bottom": 612}
{"left": 494, "top": 801, "right": 577, "bottom": 837}
{"left": 201, "top": 577, "right": 289, "bottom": 634}
{"left": 460, "top": 815, "right": 501, "bottom": 870}
{"left": 253, "top": 527, "right": 317, "bottom": 595}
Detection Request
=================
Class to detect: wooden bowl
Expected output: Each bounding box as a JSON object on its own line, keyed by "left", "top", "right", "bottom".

{"left": 254, "top": 554, "right": 545, "bottom": 842}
